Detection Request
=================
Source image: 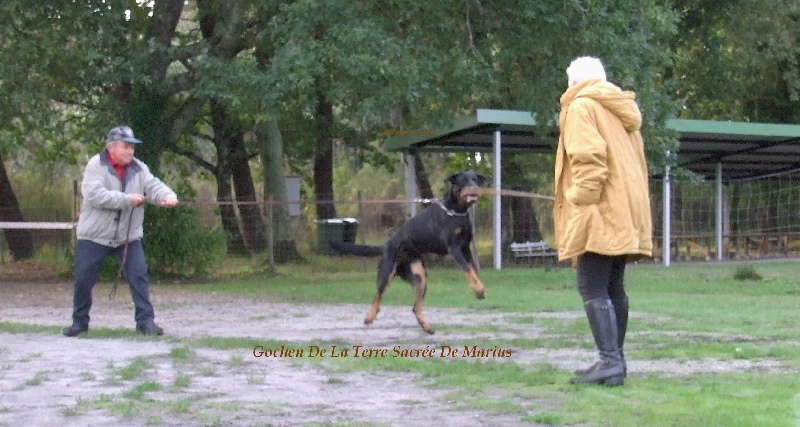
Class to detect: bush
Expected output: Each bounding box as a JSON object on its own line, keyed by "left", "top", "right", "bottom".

{"left": 732, "top": 265, "right": 763, "bottom": 281}
{"left": 143, "top": 205, "right": 226, "bottom": 279}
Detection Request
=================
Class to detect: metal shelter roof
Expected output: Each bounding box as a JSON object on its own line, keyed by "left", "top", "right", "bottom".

{"left": 384, "top": 109, "right": 557, "bottom": 154}
{"left": 385, "top": 109, "right": 800, "bottom": 181}
{"left": 385, "top": 108, "right": 800, "bottom": 269}
{"left": 666, "top": 119, "right": 800, "bottom": 181}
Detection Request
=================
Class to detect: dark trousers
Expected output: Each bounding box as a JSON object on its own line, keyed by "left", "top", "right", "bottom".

{"left": 576, "top": 252, "right": 627, "bottom": 302}
{"left": 71, "top": 239, "right": 154, "bottom": 327}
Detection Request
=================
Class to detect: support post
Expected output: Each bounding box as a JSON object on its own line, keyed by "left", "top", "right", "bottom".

{"left": 663, "top": 158, "right": 671, "bottom": 267}
{"left": 716, "top": 162, "right": 723, "bottom": 261}
{"left": 493, "top": 128, "right": 502, "bottom": 270}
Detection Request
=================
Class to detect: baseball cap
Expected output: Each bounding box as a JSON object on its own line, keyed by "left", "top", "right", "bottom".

{"left": 106, "top": 125, "right": 142, "bottom": 144}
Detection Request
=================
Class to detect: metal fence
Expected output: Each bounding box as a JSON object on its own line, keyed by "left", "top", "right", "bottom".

{"left": 0, "top": 194, "right": 556, "bottom": 269}
{"left": 5, "top": 176, "right": 800, "bottom": 269}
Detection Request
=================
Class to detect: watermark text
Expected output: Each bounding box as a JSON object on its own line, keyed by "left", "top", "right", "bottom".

{"left": 252, "top": 344, "right": 512, "bottom": 359}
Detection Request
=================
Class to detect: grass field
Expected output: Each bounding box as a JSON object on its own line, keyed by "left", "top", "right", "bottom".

{"left": 182, "top": 257, "right": 800, "bottom": 426}
{"left": 1, "top": 257, "right": 799, "bottom": 426}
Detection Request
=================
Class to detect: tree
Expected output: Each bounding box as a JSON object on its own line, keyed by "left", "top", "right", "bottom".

{"left": 1, "top": 0, "right": 685, "bottom": 269}
{"left": 195, "top": 0, "right": 270, "bottom": 253}
{"left": 259, "top": 118, "right": 303, "bottom": 262}
{"left": 0, "top": 1, "right": 304, "bottom": 261}
{"left": 0, "top": 1, "right": 292, "bottom": 265}
{"left": 0, "top": 1, "right": 128, "bottom": 260}
{"left": 670, "top": 0, "right": 800, "bottom": 123}
{"left": 445, "top": 0, "right": 679, "bottom": 243}
{"left": 266, "top": 1, "right": 504, "bottom": 219}
{"left": 0, "top": 155, "right": 33, "bottom": 260}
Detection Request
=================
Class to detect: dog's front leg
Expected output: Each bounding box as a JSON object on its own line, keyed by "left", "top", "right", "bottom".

{"left": 451, "top": 246, "right": 485, "bottom": 299}
{"left": 463, "top": 266, "right": 485, "bottom": 300}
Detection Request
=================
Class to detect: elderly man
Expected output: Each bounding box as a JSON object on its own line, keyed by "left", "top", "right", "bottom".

{"left": 63, "top": 125, "right": 179, "bottom": 337}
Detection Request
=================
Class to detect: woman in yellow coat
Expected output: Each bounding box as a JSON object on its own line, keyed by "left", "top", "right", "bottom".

{"left": 554, "top": 56, "right": 652, "bottom": 386}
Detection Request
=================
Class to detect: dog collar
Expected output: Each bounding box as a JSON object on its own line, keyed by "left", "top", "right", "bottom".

{"left": 435, "top": 199, "right": 468, "bottom": 216}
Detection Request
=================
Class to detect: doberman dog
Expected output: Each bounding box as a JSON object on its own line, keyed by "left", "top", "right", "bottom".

{"left": 329, "top": 170, "right": 491, "bottom": 334}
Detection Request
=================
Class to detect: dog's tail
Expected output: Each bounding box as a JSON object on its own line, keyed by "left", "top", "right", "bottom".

{"left": 328, "top": 240, "right": 383, "bottom": 257}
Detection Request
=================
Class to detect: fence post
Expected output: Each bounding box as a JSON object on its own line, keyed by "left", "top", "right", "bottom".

{"left": 266, "top": 195, "right": 275, "bottom": 270}
{"left": 357, "top": 191, "right": 367, "bottom": 272}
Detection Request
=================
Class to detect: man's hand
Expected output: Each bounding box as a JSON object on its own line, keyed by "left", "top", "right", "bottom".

{"left": 160, "top": 196, "right": 179, "bottom": 207}
{"left": 130, "top": 193, "right": 145, "bottom": 207}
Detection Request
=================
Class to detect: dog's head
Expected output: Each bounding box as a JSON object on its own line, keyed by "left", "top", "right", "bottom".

{"left": 444, "top": 170, "right": 491, "bottom": 207}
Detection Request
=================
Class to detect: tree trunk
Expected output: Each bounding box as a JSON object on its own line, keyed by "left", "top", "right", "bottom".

{"left": 414, "top": 156, "right": 434, "bottom": 207}
{"left": 313, "top": 87, "right": 336, "bottom": 220}
{"left": 0, "top": 155, "right": 34, "bottom": 260}
{"left": 211, "top": 101, "right": 248, "bottom": 255}
{"left": 503, "top": 157, "right": 544, "bottom": 243}
{"left": 251, "top": 21, "right": 301, "bottom": 262}
{"left": 218, "top": 189, "right": 248, "bottom": 255}
{"left": 230, "top": 132, "right": 268, "bottom": 252}
{"left": 260, "top": 118, "right": 302, "bottom": 262}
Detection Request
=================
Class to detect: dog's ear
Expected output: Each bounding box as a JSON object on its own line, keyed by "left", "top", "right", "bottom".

{"left": 478, "top": 174, "right": 492, "bottom": 185}
{"left": 444, "top": 172, "right": 459, "bottom": 185}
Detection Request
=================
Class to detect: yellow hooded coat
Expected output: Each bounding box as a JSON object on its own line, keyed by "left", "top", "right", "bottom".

{"left": 553, "top": 79, "right": 653, "bottom": 262}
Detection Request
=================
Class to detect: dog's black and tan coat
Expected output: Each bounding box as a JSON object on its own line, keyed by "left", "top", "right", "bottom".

{"left": 330, "top": 170, "right": 490, "bottom": 334}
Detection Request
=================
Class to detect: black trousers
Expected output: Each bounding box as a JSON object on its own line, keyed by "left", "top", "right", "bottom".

{"left": 576, "top": 252, "right": 627, "bottom": 302}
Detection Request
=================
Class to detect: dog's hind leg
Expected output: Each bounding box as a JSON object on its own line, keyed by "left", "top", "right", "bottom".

{"left": 409, "top": 260, "right": 434, "bottom": 334}
{"left": 364, "top": 257, "right": 395, "bottom": 325}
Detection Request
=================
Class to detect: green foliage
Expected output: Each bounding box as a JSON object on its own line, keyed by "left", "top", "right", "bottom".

{"left": 31, "top": 245, "right": 73, "bottom": 278}
{"left": 13, "top": 171, "right": 76, "bottom": 221}
{"left": 92, "top": 187, "right": 227, "bottom": 281}
{"left": 672, "top": 0, "right": 800, "bottom": 122}
{"left": 143, "top": 206, "right": 226, "bottom": 279}
{"left": 6, "top": 0, "right": 798, "bottom": 280}
{"left": 732, "top": 264, "right": 763, "bottom": 282}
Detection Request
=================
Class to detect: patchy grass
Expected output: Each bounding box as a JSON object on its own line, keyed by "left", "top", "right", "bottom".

{"left": 116, "top": 357, "right": 152, "bottom": 381}
{"left": 1, "top": 260, "right": 799, "bottom": 426}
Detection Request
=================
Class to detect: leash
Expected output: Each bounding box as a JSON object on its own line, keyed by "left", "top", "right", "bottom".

{"left": 471, "top": 187, "right": 555, "bottom": 200}
{"left": 146, "top": 189, "right": 554, "bottom": 208}
{"left": 109, "top": 207, "right": 135, "bottom": 305}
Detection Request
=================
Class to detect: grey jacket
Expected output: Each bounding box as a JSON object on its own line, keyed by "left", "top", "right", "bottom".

{"left": 76, "top": 148, "right": 177, "bottom": 247}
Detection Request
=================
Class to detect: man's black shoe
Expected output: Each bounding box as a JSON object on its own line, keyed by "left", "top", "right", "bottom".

{"left": 136, "top": 321, "right": 164, "bottom": 336}
{"left": 63, "top": 324, "right": 88, "bottom": 337}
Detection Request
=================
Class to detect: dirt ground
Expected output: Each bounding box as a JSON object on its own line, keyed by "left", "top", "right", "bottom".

{"left": 0, "top": 278, "right": 789, "bottom": 427}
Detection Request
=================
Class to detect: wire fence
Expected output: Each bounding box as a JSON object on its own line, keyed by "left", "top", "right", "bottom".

{"left": 0, "top": 194, "right": 556, "bottom": 269}
{"left": 650, "top": 169, "right": 800, "bottom": 261}
{"left": 4, "top": 173, "right": 800, "bottom": 268}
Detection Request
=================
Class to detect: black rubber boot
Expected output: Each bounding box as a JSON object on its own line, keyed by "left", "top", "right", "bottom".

{"left": 570, "top": 298, "right": 625, "bottom": 386}
{"left": 574, "top": 296, "right": 629, "bottom": 376}
{"left": 136, "top": 319, "right": 164, "bottom": 336}
{"left": 613, "top": 296, "right": 628, "bottom": 376}
{"left": 62, "top": 323, "right": 88, "bottom": 337}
